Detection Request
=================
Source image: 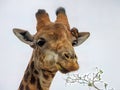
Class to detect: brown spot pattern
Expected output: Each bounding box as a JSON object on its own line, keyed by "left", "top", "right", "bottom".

{"left": 30, "top": 74, "right": 36, "bottom": 84}
{"left": 24, "top": 71, "right": 30, "bottom": 82}
{"left": 34, "top": 69, "right": 39, "bottom": 75}
{"left": 25, "top": 85, "right": 30, "bottom": 90}
{"left": 19, "top": 83, "right": 24, "bottom": 90}
{"left": 30, "top": 61, "right": 34, "bottom": 70}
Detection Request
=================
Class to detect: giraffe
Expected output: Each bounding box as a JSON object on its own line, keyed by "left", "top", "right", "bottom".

{"left": 13, "top": 7, "right": 90, "bottom": 90}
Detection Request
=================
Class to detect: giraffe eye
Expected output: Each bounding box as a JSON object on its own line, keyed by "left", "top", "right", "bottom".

{"left": 37, "top": 38, "right": 46, "bottom": 47}
{"left": 72, "top": 40, "right": 78, "bottom": 46}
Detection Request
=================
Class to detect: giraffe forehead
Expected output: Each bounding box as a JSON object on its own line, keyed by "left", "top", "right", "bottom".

{"left": 35, "top": 23, "right": 72, "bottom": 40}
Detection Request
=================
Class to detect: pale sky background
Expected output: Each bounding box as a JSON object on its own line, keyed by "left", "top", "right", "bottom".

{"left": 0, "top": 0, "right": 120, "bottom": 90}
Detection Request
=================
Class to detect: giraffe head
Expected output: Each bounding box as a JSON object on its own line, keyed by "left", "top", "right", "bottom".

{"left": 13, "top": 7, "right": 90, "bottom": 74}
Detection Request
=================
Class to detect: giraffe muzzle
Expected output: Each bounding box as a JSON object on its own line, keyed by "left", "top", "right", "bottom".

{"left": 56, "top": 52, "right": 79, "bottom": 73}
{"left": 63, "top": 52, "right": 77, "bottom": 61}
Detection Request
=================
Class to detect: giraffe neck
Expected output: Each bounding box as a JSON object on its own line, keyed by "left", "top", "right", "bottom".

{"left": 18, "top": 59, "right": 56, "bottom": 90}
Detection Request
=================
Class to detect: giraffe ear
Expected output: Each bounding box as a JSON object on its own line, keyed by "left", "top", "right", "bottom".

{"left": 13, "top": 28, "right": 34, "bottom": 46}
{"left": 76, "top": 32, "right": 90, "bottom": 46}
{"left": 71, "top": 27, "right": 90, "bottom": 47}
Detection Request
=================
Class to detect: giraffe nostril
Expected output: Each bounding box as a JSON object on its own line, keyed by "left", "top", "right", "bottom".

{"left": 64, "top": 53, "right": 70, "bottom": 59}
{"left": 74, "top": 55, "right": 77, "bottom": 58}
{"left": 63, "top": 53, "right": 77, "bottom": 60}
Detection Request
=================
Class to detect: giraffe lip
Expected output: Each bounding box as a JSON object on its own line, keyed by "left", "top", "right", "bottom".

{"left": 56, "top": 63, "right": 69, "bottom": 73}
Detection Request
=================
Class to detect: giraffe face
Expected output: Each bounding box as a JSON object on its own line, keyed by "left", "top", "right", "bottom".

{"left": 33, "top": 23, "right": 79, "bottom": 73}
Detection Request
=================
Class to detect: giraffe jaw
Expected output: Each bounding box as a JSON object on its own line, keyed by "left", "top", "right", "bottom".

{"left": 56, "top": 63, "right": 70, "bottom": 73}
{"left": 56, "top": 59, "right": 79, "bottom": 74}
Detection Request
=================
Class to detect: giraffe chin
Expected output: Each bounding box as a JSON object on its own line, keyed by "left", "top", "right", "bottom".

{"left": 56, "top": 63, "right": 69, "bottom": 73}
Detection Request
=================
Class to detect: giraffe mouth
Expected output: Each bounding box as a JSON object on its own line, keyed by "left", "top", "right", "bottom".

{"left": 56, "top": 63, "right": 69, "bottom": 73}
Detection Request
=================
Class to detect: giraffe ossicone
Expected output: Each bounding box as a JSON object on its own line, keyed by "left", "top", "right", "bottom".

{"left": 13, "top": 7, "right": 90, "bottom": 90}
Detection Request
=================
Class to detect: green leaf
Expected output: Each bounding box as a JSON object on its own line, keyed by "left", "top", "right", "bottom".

{"left": 104, "top": 83, "right": 108, "bottom": 89}
{"left": 88, "top": 82, "right": 93, "bottom": 87}
{"left": 99, "top": 70, "right": 103, "bottom": 74}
